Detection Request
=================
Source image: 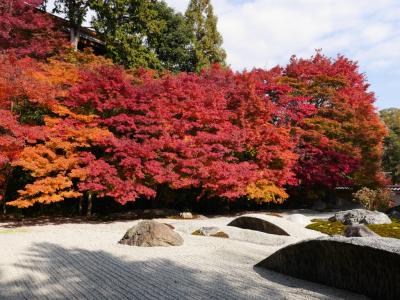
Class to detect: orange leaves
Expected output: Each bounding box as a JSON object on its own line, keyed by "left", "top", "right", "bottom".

{"left": 246, "top": 180, "right": 289, "bottom": 204}
{"left": 9, "top": 115, "right": 113, "bottom": 208}
{"left": 8, "top": 175, "right": 82, "bottom": 208}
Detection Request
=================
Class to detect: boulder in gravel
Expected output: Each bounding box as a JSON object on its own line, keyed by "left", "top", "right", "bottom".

{"left": 119, "top": 220, "right": 183, "bottom": 247}
{"left": 227, "top": 214, "right": 323, "bottom": 238}
{"left": 228, "top": 216, "right": 290, "bottom": 236}
{"left": 330, "top": 208, "right": 391, "bottom": 225}
{"left": 344, "top": 225, "right": 378, "bottom": 237}
{"left": 255, "top": 236, "right": 400, "bottom": 300}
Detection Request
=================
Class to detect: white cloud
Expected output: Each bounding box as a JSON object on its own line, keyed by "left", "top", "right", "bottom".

{"left": 167, "top": 0, "right": 400, "bottom": 108}
{"left": 46, "top": 0, "right": 400, "bottom": 108}
{"left": 167, "top": 0, "right": 400, "bottom": 72}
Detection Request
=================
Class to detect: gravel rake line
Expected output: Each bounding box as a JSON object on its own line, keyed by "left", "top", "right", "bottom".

{"left": 50, "top": 246, "right": 143, "bottom": 300}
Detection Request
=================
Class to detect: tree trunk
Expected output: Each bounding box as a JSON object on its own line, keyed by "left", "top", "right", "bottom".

{"left": 1, "top": 194, "right": 6, "bottom": 215}
{"left": 87, "top": 192, "right": 93, "bottom": 217}
{"left": 78, "top": 197, "right": 83, "bottom": 215}
{"left": 1, "top": 169, "right": 11, "bottom": 215}
{"left": 70, "top": 27, "right": 80, "bottom": 51}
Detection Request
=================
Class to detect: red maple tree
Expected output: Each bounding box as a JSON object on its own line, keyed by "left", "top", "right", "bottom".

{"left": 0, "top": 0, "right": 65, "bottom": 58}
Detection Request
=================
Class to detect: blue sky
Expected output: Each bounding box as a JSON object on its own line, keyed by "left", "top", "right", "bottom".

{"left": 166, "top": 0, "right": 400, "bottom": 109}
{"left": 48, "top": 0, "right": 400, "bottom": 109}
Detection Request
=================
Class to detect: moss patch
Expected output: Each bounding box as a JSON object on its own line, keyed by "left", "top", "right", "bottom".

{"left": 368, "top": 219, "right": 400, "bottom": 239}
{"left": 306, "top": 219, "right": 400, "bottom": 239}
{"left": 306, "top": 220, "right": 346, "bottom": 236}
{"left": 0, "top": 228, "right": 29, "bottom": 234}
{"left": 192, "top": 229, "right": 204, "bottom": 236}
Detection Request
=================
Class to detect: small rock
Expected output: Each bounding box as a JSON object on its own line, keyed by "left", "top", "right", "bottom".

{"left": 192, "top": 227, "right": 229, "bottom": 238}
{"left": 344, "top": 225, "right": 378, "bottom": 237}
{"left": 330, "top": 209, "right": 391, "bottom": 225}
{"left": 119, "top": 220, "right": 183, "bottom": 247}
{"left": 193, "top": 226, "right": 221, "bottom": 236}
{"left": 180, "top": 212, "right": 193, "bottom": 219}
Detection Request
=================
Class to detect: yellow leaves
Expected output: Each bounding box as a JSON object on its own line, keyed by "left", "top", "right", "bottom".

{"left": 246, "top": 180, "right": 288, "bottom": 204}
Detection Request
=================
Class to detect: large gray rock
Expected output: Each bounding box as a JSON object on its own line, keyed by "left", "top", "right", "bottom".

{"left": 255, "top": 236, "right": 400, "bottom": 300}
{"left": 119, "top": 220, "right": 183, "bottom": 247}
{"left": 344, "top": 225, "right": 378, "bottom": 237}
{"left": 330, "top": 209, "right": 391, "bottom": 225}
{"left": 228, "top": 216, "right": 289, "bottom": 236}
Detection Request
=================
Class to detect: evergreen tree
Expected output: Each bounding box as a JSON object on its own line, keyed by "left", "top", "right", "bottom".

{"left": 185, "top": 0, "right": 226, "bottom": 72}
{"left": 90, "top": 0, "right": 194, "bottom": 71}
{"left": 380, "top": 108, "right": 400, "bottom": 183}
{"left": 90, "top": 0, "right": 162, "bottom": 69}
{"left": 148, "top": 1, "right": 194, "bottom": 72}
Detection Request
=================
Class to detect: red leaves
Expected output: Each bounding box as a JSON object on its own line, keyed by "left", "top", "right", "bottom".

{"left": 68, "top": 64, "right": 301, "bottom": 202}
{"left": 283, "top": 52, "right": 387, "bottom": 188}
{"left": 0, "top": 47, "right": 386, "bottom": 208}
{"left": 0, "top": 0, "right": 66, "bottom": 58}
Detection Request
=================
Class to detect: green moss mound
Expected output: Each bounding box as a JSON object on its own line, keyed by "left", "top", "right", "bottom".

{"left": 306, "top": 219, "right": 400, "bottom": 239}
{"left": 368, "top": 219, "right": 400, "bottom": 239}
{"left": 306, "top": 220, "right": 346, "bottom": 236}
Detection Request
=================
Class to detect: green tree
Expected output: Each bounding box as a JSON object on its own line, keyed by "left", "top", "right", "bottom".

{"left": 147, "top": 1, "right": 194, "bottom": 72}
{"left": 185, "top": 0, "right": 226, "bottom": 72}
{"left": 380, "top": 108, "right": 400, "bottom": 183}
{"left": 53, "top": 0, "right": 90, "bottom": 50}
{"left": 90, "top": 0, "right": 161, "bottom": 69}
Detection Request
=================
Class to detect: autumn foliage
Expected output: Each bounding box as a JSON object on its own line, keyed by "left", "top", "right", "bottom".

{"left": 0, "top": 2, "right": 387, "bottom": 212}
{"left": 0, "top": 0, "right": 65, "bottom": 58}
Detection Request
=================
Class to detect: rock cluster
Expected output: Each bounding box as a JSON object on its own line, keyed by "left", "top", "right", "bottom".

{"left": 330, "top": 209, "right": 391, "bottom": 225}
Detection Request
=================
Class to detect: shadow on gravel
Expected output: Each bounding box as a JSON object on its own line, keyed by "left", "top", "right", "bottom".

{"left": 0, "top": 242, "right": 285, "bottom": 300}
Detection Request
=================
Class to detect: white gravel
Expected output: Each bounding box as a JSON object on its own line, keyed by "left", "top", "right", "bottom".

{"left": 0, "top": 212, "right": 366, "bottom": 299}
